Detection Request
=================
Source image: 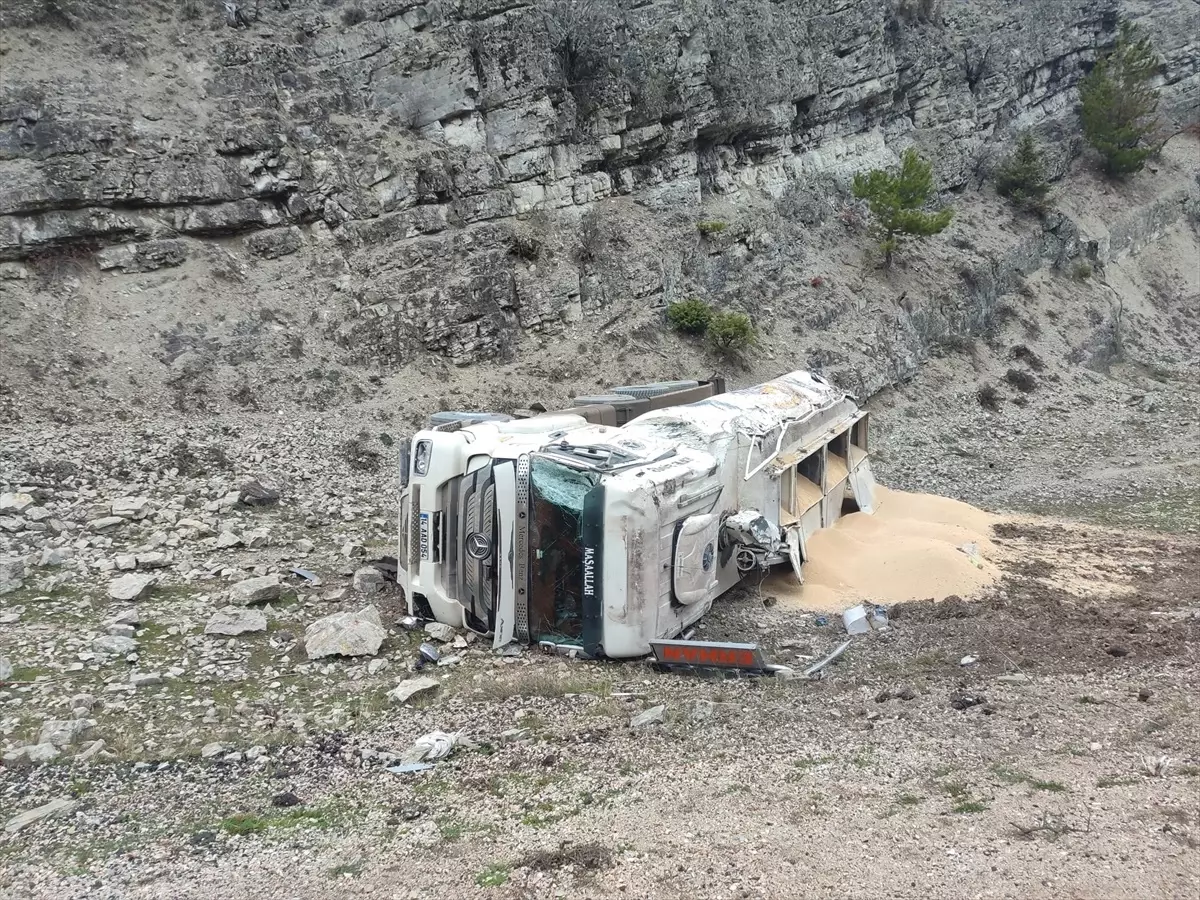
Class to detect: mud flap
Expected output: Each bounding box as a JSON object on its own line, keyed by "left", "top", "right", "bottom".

{"left": 848, "top": 458, "right": 877, "bottom": 515}
{"left": 784, "top": 524, "right": 805, "bottom": 584}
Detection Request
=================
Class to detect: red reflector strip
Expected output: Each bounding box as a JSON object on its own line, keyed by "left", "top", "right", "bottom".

{"left": 650, "top": 640, "right": 766, "bottom": 671}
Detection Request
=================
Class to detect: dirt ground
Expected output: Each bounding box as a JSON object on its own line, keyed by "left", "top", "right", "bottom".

{"left": 2, "top": 511, "right": 1197, "bottom": 900}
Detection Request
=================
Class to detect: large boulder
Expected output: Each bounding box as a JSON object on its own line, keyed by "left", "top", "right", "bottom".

{"left": 229, "top": 574, "right": 282, "bottom": 606}
{"left": 304, "top": 606, "right": 386, "bottom": 659}
{"left": 205, "top": 606, "right": 267, "bottom": 636}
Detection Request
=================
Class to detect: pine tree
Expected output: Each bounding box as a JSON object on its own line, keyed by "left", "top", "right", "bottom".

{"left": 1080, "top": 21, "right": 1162, "bottom": 178}
{"left": 852, "top": 148, "right": 954, "bottom": 267}
{"left": 995, "top": 130, "right": 1051, "bottom": 213}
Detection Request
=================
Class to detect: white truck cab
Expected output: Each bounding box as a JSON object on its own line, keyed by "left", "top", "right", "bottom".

{"left": 397, "top": 371, "right": 875, "bottom": 659}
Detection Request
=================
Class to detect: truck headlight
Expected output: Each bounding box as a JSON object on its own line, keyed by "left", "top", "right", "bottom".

{"left": 413, "top": 440, "right": 432, "bottom": 476}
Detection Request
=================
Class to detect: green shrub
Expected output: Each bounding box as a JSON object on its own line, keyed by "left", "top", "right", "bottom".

{"left": 1080, "top": 22, "right": 1162, "bottom": 178}
{"left": 995, "top": 131, "right": 1051, "bottom": 212}
{"left": 852, "top": 148, "right": 953, "bottom": 266}
{"left": 1072, "top": 261, "right": 1093, "bottom": 281}
{"left": 666, "top": 298, "right": 713, "bottom": 335}
{"left": 706, "top": 311, "right": 757, "bottom": 358}
{"left": 696, "top": 220, "right": 728, "bottom": 235}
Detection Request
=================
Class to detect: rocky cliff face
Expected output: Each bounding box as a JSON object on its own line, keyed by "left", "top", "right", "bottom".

{"left": 0, "top": 0, "right": 1197, "bottom": 417}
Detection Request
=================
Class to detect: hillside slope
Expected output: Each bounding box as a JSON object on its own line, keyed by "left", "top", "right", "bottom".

{"left": 1, "top": 0, "right": 1198, "bottom": 432}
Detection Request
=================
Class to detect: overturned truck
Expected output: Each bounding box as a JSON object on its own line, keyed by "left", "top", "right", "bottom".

{"left": 397, "top": 370, "right": 876, "bottom": 659}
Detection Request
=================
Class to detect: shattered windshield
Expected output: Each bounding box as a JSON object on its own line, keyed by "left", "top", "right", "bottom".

{"left": 528, "top": 456, "right": 598, "bottom": 644}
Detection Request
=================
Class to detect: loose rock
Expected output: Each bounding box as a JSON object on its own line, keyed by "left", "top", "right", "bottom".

{"left": 5, "top": 798, "right": 77, "bottom": 834}
{"left": 229, "top": 574, "right": 282, "bottom": 605}
{"left": 39, "top": 719, "right": 95, "bottom": 747}
{"left": 304, "top": 606, "right": 386, "bottom": 659}
{"left": 112, "top": 497, "right": 152, "bottom": 520}
{"left": 93, "top": 635, "right": 138, "bottom": 656}
{"left": 108, "top": 573, "right": 156, "bottom": 601}
{"left": 0, "top": 557, "right": 25, "bottom": 595}
{"left": 0, "top": 492, "right": 35, "bottom": 514}
{"left": 353, "top": 566, "right": 385, "bottom": 594}
{"left": 631, "top": 705, "right": 666, "bottom": 728}
{"left": 424, "top": 622, "right": 457, "bottom": 643}
{"left": 387, "top": 676, "right": 440, "bottom": 705}
{"left": 239, "top": 480, "right": 281, "bottom": 507}
{"left": 205, "top": 606, "right": 268, "bottom": 636}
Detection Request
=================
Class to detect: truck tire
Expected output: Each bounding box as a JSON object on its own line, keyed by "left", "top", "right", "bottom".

{"left": 428, "top": 411, "right": 513, "bottom": 427}
{"left": 609, "top": 380, "right": 700, "bottom": 400}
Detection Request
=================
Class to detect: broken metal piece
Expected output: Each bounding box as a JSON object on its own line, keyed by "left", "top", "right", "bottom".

{"left": 386, "top": 762, "right": 435, "bottom": 775}
{"left": 801, "top": 640, "right": 851, "bottom": 678}
{"left": 417, "top": 642, "right": 440, "bottom": 666}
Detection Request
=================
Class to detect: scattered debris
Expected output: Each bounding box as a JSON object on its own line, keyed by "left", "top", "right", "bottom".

{"left": 949, "top": 690, "right": 986, "bottom": 710}
{"left": 958, "top": 542, "right": 983, "bottom": 568}
{"left": 802, "top": 640, "right": 852, "bottom": 678}
{"left": 997, "top": 673, "right": 1032, "bottom": 684}
{"left": 400, "top": 730, "right": 461, "bottom": 764}
{"left": 271, "top": 792, "right": 301, "bottom": 808}
{"left": 387, "top": 762, "right": 435, "bottom": 775}
{"left": 289, "top": 567, "right": 320, "bottom": 584}
{"left": 1138, "top": 687, "right": 1152, "bottom": 702}
{"left": 416, "top": 643, "right": 440, "bottom": 666}
{"left": 960, "top": 655, "right": 978, "bottom": 666}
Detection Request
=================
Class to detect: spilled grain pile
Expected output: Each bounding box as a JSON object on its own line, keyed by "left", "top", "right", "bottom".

{"left": 765, "top": 486, "right": 1002, "bottom": 612}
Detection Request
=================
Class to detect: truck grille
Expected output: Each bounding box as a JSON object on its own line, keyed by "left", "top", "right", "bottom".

{"left": 455, "top": 466, "right": 497, "bottom": 629}
{"left": 514, "top": 455, "right": 530, "bottom": 642}
{"left": 408, "top": 486, "right": 421, "bottom": 567}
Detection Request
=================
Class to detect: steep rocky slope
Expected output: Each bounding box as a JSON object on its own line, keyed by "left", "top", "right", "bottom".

{"left": 1, "top": 0, "right": 1197, "bottom": 428}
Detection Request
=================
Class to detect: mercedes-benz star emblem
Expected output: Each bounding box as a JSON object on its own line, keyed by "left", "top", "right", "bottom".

{"left": 466, "top": 532, "right": 491, "bottom": 560}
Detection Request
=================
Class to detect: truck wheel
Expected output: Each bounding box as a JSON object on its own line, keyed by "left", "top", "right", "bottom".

{"left": 609, "top": 380, "right": 700, "bottom": 399}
